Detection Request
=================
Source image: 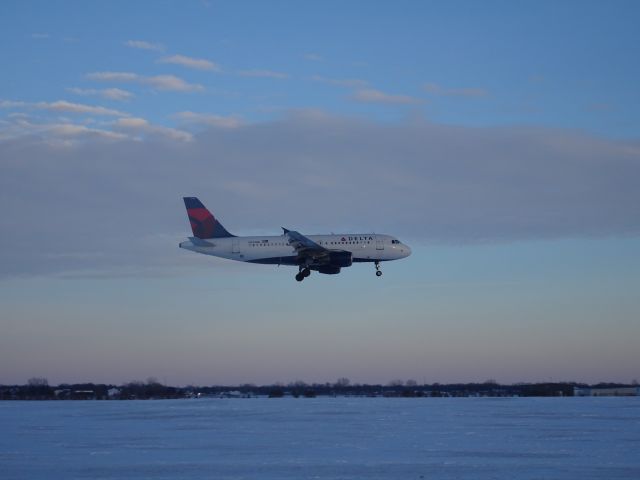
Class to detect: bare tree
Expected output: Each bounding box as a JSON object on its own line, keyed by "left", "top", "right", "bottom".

{"left": 26, "top": 377, "right": 51, "bottom": 399}
{"left": 28, "top": 377, "right": 49, "bottom": 387}
{"left": 335, "top": 377, "right": 350, "bottom": 388}
{"left": 146, "top": 377, "right": 162, "bottom": 386}
{"left": 289, "top": 380, "right": 307, "bottom": 389}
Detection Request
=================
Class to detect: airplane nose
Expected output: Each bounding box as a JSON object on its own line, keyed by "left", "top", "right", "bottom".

{"left": 403, "top": 244, "right": 412, "bottom": 257}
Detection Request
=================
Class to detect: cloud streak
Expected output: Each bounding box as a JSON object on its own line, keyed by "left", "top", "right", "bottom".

{"left": 352, "top": 88, "right": 423, "bottom": 104}
{"left": 1, "top": 99, "right": 129, "bottom": 116}
{"left": 424, "top": 83, "right": 488, "bottom": 97}
{"left": 67, "top": 87, "right": 134, "bottom": 101}
{"left": 87, "top": 71, "right": 204, "bottom": 92}
{"left": 174, "top": 111, "right": 243, "bottom": 128}
{"left": 158, "top": 54, "right": 220, "bottom": 71}
{"left": 237, "top": 69, "right": 289, "bottom": 79}
{"left": 311, "top": 75, "right": 368, "bottom": 88}
{"left": 113, "top": 117, "right": 193, "bottom": 142}
{"left": 0, "top": 115, "right": 128, "bottom": 143}
{"left": 303, "top": 53, "right": 323, "bottom": 61}
{"left": 0, "top": 111, "right": 193, "bottom": 144}
{"left": 145, "top": 75, "right": 204, "bottom": 92}
{"left": 86, "top": 72, "right": 138, "bottom": 82}
{"left": 125, "top": 40, "right": 164, "bottom": 52}
{"left": 46, "top": 123, "right": 128, "bottom": 140}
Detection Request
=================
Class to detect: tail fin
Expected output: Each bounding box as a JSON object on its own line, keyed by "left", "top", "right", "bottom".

{"left": 183, "top": 197, "right": 235, "bottom": 239}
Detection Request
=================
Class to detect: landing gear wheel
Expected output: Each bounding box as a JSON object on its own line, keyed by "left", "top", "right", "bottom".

{"left": 302, "top": 268, "right": 311, "bottom": 278}
{"left": 376, "top": 270, "right": 382, "bottom": 277}
{"left": 295, "top": 273, "right": 304, "bottom": 282}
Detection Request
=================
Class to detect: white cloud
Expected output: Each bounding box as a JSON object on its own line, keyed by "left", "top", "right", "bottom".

{"left": 125, "top": 40, "right": 164, "bottom": 52}
{"left": 352, "top": 88, "right": 423, "bottom": 105}
{"left": 67, "top": 87, "right": 134, "bottom": 101}
{"left": 311, "top": 75, "right": 368, "bottom": 88}
{"left": 237, "top": 69, "right": 289, "bottom": 79}
{"left": 424, "top": 83, "right": 488, "bottom": 97}
{"left": 174, "top": 111, "right": 243, "bottom": 128}
{"left": 158, "top": 54, "right": 220, "bottom": 71}
{"left": 86, "top": 71, "right": 204, "bottom": 92}
{"left": 114, "top": 117, "right": 193, "bottom": 142}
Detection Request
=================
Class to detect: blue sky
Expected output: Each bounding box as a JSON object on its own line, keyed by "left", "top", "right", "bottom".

{"left": 3, "top": 1, "right": 639, "bottom": 135}
{"left": 1, "top": 1, "right": 639, "bottom": 386}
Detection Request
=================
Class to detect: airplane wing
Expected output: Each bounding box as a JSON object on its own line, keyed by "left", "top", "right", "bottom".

{"left": 282, "top": 228, "right": 326, "bottom": 254}
{"left": 282, "top": 228, "right": 352, "bottom": 273}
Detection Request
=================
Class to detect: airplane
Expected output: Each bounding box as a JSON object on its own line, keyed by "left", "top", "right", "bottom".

{"left": 179, "top": 197, "right": 411, "bottom": 282}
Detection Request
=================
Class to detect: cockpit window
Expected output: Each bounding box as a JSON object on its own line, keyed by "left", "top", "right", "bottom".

{"left": 391, "top": 239, "right": 400, "bottom": 244}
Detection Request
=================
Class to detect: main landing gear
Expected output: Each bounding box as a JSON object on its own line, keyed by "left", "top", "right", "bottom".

{"left": 375, "top": 261, "right": 382, "bottom": 277}
{"left": 295, "top": 267, "right": 311, "bottom": 282}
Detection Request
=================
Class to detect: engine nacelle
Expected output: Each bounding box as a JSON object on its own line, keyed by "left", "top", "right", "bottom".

{"left": 317, "top": 266, "right": 341, "bottom": 275}
{"left": 328, "top": 251, "right": 352, "bottom": 268}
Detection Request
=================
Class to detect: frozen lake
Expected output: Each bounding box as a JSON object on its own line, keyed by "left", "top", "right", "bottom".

{"left": 1, "top": 397, "right": 639, "bottom": 479}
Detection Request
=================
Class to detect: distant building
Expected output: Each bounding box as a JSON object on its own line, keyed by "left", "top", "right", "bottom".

{"left": 574, "top": 387, "right": 640, "bottom": 397}
{"left": 71, "top": 390, "right": 96, "bottom": 400}
{"left": 54, "top": 389, "right": 71, "bottom": 399}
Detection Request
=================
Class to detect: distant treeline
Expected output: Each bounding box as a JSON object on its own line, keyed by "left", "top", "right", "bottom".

{"left": 1, "top": 377, "right": 637, "bottom": 400}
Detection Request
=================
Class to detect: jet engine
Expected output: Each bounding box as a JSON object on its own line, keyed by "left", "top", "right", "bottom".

{"left": 328, "top": 251, "right": 352, "bottom": 268}
{"left": 317, "top": 266, "right": 341, "bottom": 275}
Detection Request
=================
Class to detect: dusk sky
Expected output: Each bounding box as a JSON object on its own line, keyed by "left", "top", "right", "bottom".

{"left": 1, "top": 1, "right": 639, "bottom": 386}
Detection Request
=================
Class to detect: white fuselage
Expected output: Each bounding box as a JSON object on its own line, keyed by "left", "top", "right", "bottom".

{"left": 179, "top": 233, "right": 411, "bottom": 265}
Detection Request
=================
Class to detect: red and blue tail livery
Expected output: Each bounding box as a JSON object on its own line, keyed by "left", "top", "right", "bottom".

{"left": 183, "top": 197, "right": 235, "bottom": 239}
{"left": 180, "top": 196, "right": 411, "bottom": 281}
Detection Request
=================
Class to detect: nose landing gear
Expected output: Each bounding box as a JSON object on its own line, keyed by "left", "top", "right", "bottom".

{"left": 295, "top": 267, "right": 311, "bottom": 282}
{"left": 375, "top": 261, "right": 382, "bottom": 277}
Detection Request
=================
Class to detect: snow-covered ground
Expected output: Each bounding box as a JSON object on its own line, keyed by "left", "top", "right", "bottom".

{"left": 1, "top": 397, "right": 639, "bottom": 479}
